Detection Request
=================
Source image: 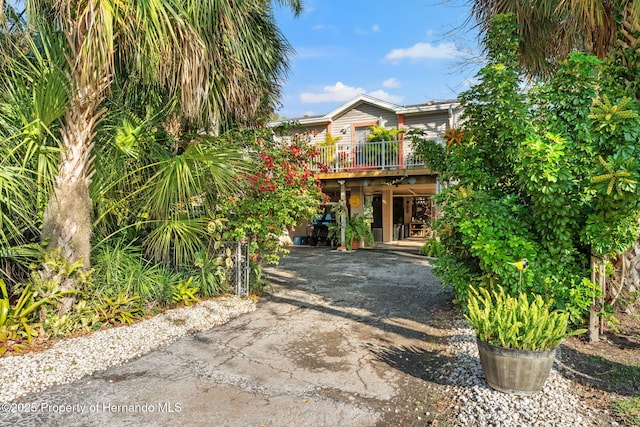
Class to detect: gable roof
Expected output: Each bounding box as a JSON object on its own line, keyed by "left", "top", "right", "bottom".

{"left": 270, "top": 94, "right": 460, "bottom": 127}
{"left": 324, "top": 94, "right": 401, "bottom": 119}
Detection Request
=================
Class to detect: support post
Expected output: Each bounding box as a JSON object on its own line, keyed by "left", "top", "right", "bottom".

{"left": 339, "top": 180, "right": 346, "bottom": 248}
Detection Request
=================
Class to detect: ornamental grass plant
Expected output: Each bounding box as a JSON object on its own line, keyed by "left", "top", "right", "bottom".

{"left": 465, "top": 286, "right": 584, "bottom": 351}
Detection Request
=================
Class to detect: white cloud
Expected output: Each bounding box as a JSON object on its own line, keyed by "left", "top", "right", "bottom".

{"left": 354, "top": 24, "right": 380, "bottom": 36}
{"left": 368, "top": 90, "right": 403, "bottom": 104}
{"left": 385, "top": 42, "right": 461, "bottom": 61}
{"left": 300, "top": 82, "right": 365, "bottom": 103}
{"left": 383, "top": 78, "right": 400, "bottom": 88}
{"left": 299, "top": 82, "right": 403, "bottom": 105}
{"left": 311, "top": 24, "right": 339, "bottom": 35}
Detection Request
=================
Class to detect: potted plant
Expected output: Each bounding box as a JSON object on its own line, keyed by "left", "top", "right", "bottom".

{"left": 465, "top": 285, "right": 584, "bottom": 395}
{"left": 328, "top": 214, "right": 374, "bottom": 250}
{"left": 345, "top": 215, "right": 374, "bottom": 250}
{"left": 364, "top": 125, "right": 403, "bottom": 167}
{"left": 317, "top": 133, "right": 343, "bottom": 170}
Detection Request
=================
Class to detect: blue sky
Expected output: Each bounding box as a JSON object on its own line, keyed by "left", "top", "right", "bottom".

{"left": 273, "top": 0, "right": 481, "bottom": 119}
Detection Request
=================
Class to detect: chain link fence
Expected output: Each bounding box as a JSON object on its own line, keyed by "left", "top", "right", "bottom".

{"left": 210, "top": 241, "right": 251, "bottom": 297}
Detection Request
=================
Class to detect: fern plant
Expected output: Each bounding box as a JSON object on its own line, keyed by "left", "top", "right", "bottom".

{"left": 465, "top": 285, "right": 584, "bottom": 351}
{"left": 327, "top": 213, "right": 374, "bottom": 250}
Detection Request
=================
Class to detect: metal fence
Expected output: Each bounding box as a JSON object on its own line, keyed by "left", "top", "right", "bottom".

{"left": 233, "top": 241, "right": 250, "bottom": 297}
{"left": 211, "top": 240, "right": 251, "bottom": 297}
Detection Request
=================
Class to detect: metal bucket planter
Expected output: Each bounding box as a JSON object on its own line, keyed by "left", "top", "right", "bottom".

{"left": 476, "top": 339, "right": 556, "bottom": 395}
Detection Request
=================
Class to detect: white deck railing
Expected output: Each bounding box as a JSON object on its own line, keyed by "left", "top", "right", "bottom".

{"left": 312, "top": 140, "right": 425, "bottom": 173}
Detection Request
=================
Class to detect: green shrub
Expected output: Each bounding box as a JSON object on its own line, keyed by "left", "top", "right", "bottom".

{"left": 419, "top": 237, "right": 445, "bottom": 257}
{"left": 171, "top": 277, "right": 200, "bottom": 306}
{"left": 98, "top": 292, "right": 144, "bottom": 325}
{"left": 327, "top": 208, "right": 374, "bottom": 250}
{"left": 191, "top": 250, "right": 230, "bottom": 297}
{"left": 93, "top": 241, "right": 173, "bottom": 304}
{"left": 419, "top": 14, "right": 640, "bottom": 326}
{"left": 44, "top": 300, "right": 103, "bottom": 337}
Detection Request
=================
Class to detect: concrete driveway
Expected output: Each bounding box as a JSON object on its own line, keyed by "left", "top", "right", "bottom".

{"left": 2, "top": 244, "right": 455, "bottom": 426}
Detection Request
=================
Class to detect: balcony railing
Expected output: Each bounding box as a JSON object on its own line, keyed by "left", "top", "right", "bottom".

{"left": 312, "top": 140, "right": 425, "bottom": 173}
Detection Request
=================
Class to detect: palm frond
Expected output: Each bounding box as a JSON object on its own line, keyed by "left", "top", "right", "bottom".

{"left": 0, "top": 165, "right": 36, "bottom": 245}
{"left": 143, "top": 217, "right": 208, "bottom": 266}
{"left": 471, "top": 0, "right": 637, "bottom": 77}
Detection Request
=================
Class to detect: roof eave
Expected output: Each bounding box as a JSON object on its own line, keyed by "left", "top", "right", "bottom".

{"left": 268, "top": 116, "right": 331, "bottom": 127}
{"left": 397, "top": 101, "right": 461, "bottom": 115}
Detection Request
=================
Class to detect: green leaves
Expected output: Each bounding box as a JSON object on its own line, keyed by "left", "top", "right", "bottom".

{"left": 0, "top": 277, "right": 75, "bottom": 354}
{"left": 217, "top": 128, "right": 325, "bottom": 267}
{"left": 455, "top": 16, "right": 529, "bottom": 194}
{"left": 465, "top": 285, "right": 581, "bottom": 351}
{"left": 425, "top": 14, "right": 640, "bottom": 323}
{"left": 590, "top": 155, "right": 637, "bottom": 197}
{"left": 99, "top": 292, "right": 144, "bottom": 325}
{"left": 589, "top": 95, "right": 638, "bottom": 132}
{"left": 171, "top": 277, "right": 200, "bottom": 307}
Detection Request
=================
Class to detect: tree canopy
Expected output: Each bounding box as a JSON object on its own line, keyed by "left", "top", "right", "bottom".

{"left": 416, "top": 14, "right": 640, "bottom": 332}
{"left": 470, "top": 0, "right": 640, "bottom": 77}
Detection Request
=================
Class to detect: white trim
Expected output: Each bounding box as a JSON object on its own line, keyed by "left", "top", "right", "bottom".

{"left": 324, "top": 94, "right": 400, "bottom": 119}
{"left": 397, "top": 101, "right": 460, "bottom": 115}
{"left": 269, "top": 116, "right": 330, "bottom": 127}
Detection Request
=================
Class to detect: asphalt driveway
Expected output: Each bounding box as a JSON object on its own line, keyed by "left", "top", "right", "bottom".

{"left": 2, "top": 244, "right": 454, "bottom": 426}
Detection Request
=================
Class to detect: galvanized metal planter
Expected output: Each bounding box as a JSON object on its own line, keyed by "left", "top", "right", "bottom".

{"left": 476, "top": 339, "right": 557, "bottom": 395}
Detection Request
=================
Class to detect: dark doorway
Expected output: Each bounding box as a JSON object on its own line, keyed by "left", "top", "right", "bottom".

{"left": 393, "top": 197, "right": 404, "bottom": 224}
{"left": 393, "top": 197, "right": 406, "bottom": 240}
{"left": 371, "top": 195, "right": 382, "bottom": 228}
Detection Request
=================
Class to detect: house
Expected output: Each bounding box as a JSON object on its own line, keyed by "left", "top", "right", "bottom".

{"left": 270, "top": 94, "right": 462, "bottom": 244}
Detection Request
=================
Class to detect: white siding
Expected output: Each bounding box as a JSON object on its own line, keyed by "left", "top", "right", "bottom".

{"left": 306, "top": 125, "right": 328, "bottom": 145}
{"left": 403, "top": 112, "right": 449, "bottom": 142}
{"left": 332, "top": 102, "right": 398, "bottom": 144}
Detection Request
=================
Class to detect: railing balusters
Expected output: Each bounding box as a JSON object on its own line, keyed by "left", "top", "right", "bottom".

{"left": 312, "top": 139, "right": 424, "bottom": 173}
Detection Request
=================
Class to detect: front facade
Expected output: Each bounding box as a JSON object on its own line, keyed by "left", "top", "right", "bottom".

{"left": 271, "top": 94, "right": 461, "bottom": 244}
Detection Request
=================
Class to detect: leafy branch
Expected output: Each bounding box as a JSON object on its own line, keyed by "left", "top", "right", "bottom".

{"left": 591, "top": 155, "right": 637, "bottom": 196}
{"left": 588, "top": 95, "right": 638, "bottom": 131}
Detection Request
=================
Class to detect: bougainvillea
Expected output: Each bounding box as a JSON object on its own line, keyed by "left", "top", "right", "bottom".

{"left": 218, "top": 127, "right": 326, "bottom": 274}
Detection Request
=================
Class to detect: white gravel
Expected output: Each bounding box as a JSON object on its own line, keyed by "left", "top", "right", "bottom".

{"left": 0, "top": 297, "right": 256, "bottom": 403}
{"left": 442, "top": 317, "right": 618, "bottom": 427}
{"left": 0, "top": 298, "right": 621, "bottom": 426}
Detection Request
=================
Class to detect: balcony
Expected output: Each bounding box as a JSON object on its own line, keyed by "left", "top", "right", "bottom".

{"left": 312, "top": 140, "right": 426, "bottom": 173}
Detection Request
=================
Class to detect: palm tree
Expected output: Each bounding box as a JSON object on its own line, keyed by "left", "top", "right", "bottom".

{"left": 1, "top": 0, "right": 302, "bottom": 274}
{"left": 0, "top": 23, "right": 69, "bottom": 285}
{"left": 470, "top": 0, "right": 640, "bottom": 77}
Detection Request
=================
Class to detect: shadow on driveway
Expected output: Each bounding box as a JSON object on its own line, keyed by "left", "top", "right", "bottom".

{"left": 5, "top": 245, "right": 460, "bottom": 427}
